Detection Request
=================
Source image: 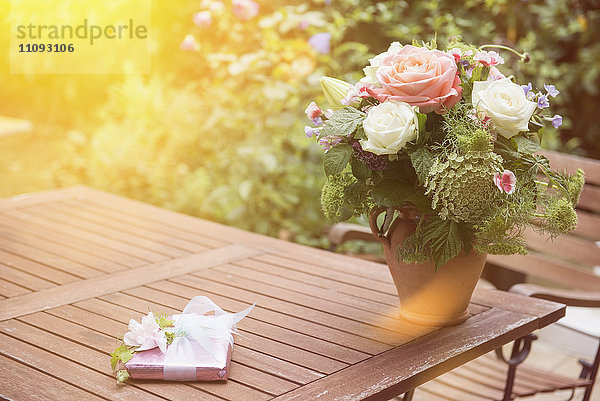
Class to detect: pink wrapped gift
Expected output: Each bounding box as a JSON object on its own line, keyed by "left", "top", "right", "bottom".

{"left": 125, "top": 336, "right": 232, "bottom": 381}
{"left": 113, "top": 296, "right": 254, "bottom": 382}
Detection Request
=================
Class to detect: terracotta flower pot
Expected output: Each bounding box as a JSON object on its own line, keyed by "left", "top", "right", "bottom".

{"left": 369, "top": 208, "right": 487, "bottom": 326}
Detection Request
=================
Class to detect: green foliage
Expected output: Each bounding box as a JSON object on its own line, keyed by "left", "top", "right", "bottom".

{"left": 425, "top": 152, "right": 503, "bottom": 223}
{"left": 408, "top": 148, "right": 434, "bottom": 185}
{"left": 323, "top": 144, "right": 353, "bottom": 176}
{"left": 371, "top": 179, "right": 413, "bottom": 207}
{"left": 319, "top": 107, "right": 366, "bottom": 138}
{"left": 397, "top": 216, "right": 464, "bottom": 269}
{"left": 110, "top": 344, "right": 133, "bottom": 372}
{"left": 116, "top": 370, "right": 131, "bottom": 384}
{"left": 155, "top": 313, "right": 175, "bottom": 330}
{"left": 321, "top": 173, "right": 358, "bottom": 222}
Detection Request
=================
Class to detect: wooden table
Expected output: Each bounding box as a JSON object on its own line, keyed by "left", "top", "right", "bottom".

{"left": 0, "top": 186, "right": 565, "bottom": 401}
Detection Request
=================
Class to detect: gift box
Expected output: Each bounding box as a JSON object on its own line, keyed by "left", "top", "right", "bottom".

{"left": 112, "top": 296, "right": 253, "bottom": 382}
{"left": 124, "top": 336, "right": 232, "bottom": 381}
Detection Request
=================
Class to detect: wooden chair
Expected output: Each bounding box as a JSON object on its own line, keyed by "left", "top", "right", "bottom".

{"left": 328, "top": 150, "right": 600, "bottom": 400}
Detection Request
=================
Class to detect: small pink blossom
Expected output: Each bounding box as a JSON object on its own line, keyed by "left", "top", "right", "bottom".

{"left": 193, "top": 11, "right": 212, "bottom": 27}
{"left": 233, "top": 0, "right": 259, "bottom": 20}
{"left": 209, "top": 1, "right": 226, "bottom": 14}
{"left": 494, "top": 170, "right": 517, "bottom": 194}
{"left": 474, "top": 50, "right": 504, "bottom": 67}
{"left": 341, "top": 85, "right": 360, "bottom": 106}
{"left": 487, "top": 66, "right": 505, "bottom": 81}
{"left": 180, "top": 34, "right": 199, "bottom": 51}
{"left": 305, "top": 102, "right": 322, "bottom": 120}
{"left": 355, "top": 82, "right": 374, "bottom": 98}
{"left": 298, "top": 20, "right": 309, "bottom": 30}
{"left": 448, "top": 48, "right": 473, "bottom": 63}
{"left": 123, "top": 312, "right": 168, "bottom": 353}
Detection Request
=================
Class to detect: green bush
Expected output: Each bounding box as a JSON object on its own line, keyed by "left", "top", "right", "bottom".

{"left": 58, "top": 0, "right": 598, "bottom": 247}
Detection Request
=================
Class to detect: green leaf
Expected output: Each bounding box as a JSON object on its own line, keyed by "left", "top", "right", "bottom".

{"left": 406, "top": 189, "right": 434, "bottom": 215}
{"left": 110, "top": 344, "right": 133, "bottom": 372}
{"left": 422, "top": 218, "right": 462, "bottom": 270}
{"left": 494, "top": 136, "right": 520, "bottom": 161}
{"left": 323, "top": 144, "right": 352, "bottom": 176}
{"left": 350, "top": 156, "right": 371, "bottom": 179}
{"left": 417, "top": 112, "right": 427, "bottom": 135}
{"left": 318, "top": 107, "right": 366, "bottom": 139}
{"left": 408, "top": 148, "right": 434, "bottom": 185}
{"left": 372, "top": 179, "right": 413, "bottom": 207}
{"left": 512, "top": 135, "right": 541, "bottom": 155}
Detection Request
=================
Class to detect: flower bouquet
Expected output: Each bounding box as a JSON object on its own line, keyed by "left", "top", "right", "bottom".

{"left": 304, "top": 39, "right": 584, "bottom": 325}
{"left": 110, "top": 296, "right": 253, "bottom": 383}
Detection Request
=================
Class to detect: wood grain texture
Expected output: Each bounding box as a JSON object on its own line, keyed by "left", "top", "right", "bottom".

{"left": 272, "top": 308, "right": 541, "bottom": 401}
{"left": 0, "top": 244, "right": 260, "bottom": 321}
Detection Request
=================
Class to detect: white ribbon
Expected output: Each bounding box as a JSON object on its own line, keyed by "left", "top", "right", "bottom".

{"left": 162, "top": 296, "right": 254, "bottom": 380}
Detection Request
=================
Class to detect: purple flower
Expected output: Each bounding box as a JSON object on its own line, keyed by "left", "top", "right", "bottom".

{"left": 521, "top": 82, "right": 532, "bottom": 95}
{"left": 352, "top": 141, "right": 388, "bottom": 170}
{"left": 537, "top": 94, "right": 549, "bottom": 109}
{"left": 319, "top": 135, "right": 343, "bottom": 152}
{"left": 305, "top": 126, "right": 320, "bottom": 138}
{"left": 308, "top": 33, "right": 331, "bottom": 55}
{"left": 544, "top": 84, "right": 560, "bottom": 98}
{"left": 551, "top": 114, "right": 563, "bottom": 128}
{"left": 312, "top": 116, "right": 323, "bottom": 126}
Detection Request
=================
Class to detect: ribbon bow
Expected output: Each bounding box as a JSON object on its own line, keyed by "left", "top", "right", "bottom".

{"left": 163, "top": 296, "right": 254, "bottom": 380}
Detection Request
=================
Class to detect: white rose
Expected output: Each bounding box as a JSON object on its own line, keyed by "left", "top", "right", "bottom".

{"left": 360, "top": 42, "right": 403, "bottom": 85}
{"left": 472, "top": 78, "right": 537, "bottom": 138}
{"left": 359, "top": 100, "right": 419, "bottom": 155}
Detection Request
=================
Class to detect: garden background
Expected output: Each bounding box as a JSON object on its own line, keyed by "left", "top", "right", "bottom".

{"left": 1, "top": 0, "right": 599, "bottom": 248}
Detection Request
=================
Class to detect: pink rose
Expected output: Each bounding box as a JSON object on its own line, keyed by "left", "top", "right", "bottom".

{"left": 375, "top": 45, "right": 462, "bottom": 113}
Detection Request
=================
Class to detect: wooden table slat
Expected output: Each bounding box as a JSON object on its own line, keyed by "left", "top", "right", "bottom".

{"left": 0, "top": 244, "right": 260, "bottom": 321}
{"left": 254, "top": 253, "right": 397, "bottom": 293}
{"left": 271, "top": 307, "right": 547, "bottom": 401}
{"left": 0, "top": 212, "right": 149, "bottom": 268}
{"left": 68, "top": 198, "right": 230, "bottom": 249}
{"left": 32, "top": 203, "right": 192, "bottom": 259}
{"left": 0, "top": 353, "right": 107, "bottom": 401}
{"left": 5, "top": 208, "right": 172, "bottom": 263}
{"left": 0, "top": 278, "right": 31, "bottom": 297}
{"left": 0, "top": 261, "right": 59, "bottom": 290}
{"left": 48, "top": 201, "right": 213, "bottom": 254}
{"left": 236, "top": 257, "right": 401, "bottom": 307}
{"left": 0, "top": 228, "right": 128, "bottom": 274}
{"left": 183, "top": 271, "right": 414, "bottom": 345}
